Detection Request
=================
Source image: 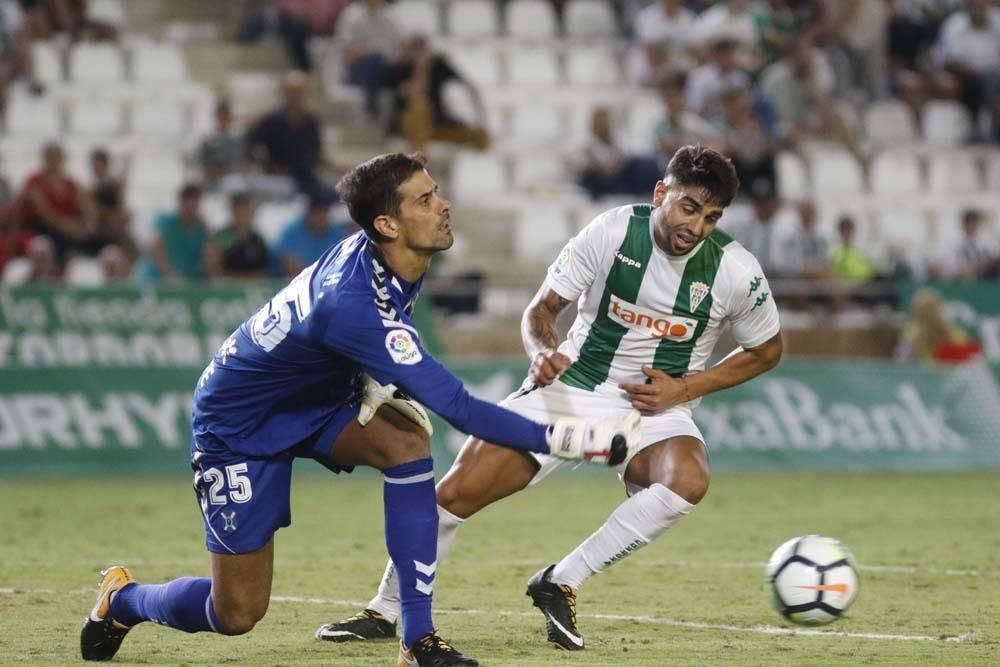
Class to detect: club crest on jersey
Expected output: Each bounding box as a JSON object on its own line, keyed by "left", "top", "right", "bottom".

{"left": 386, "top": 329, "right": 422, "bottom": 365}
{"left": 689, "top": 282, "right": 710, "bottom": 312}
{"left": 608, "top": 296, "right": 696, "bottom": 341}
{"left": 552, "top": 245, "right": 571, "bottom": 275}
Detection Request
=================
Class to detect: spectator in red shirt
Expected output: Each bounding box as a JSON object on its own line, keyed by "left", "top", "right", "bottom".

{"left": 0, "top": 201, "right": 31, "bottom": 277}
{"left": 21, "top": 141, "right": 98, "bottom": 258}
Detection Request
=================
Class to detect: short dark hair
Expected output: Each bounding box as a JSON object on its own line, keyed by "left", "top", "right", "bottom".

{"left": 230, "top": 190, "right": 252, "bottom": 208}
{"left": 335, "top": 152, "right": 428, "bottom": 240}
{"left": 180, "top": 182, "right": 203, "bottom": 199}
{"left": 90, "top": 148, "right": 110, "bottom": 163}
{"left": 665, "top": 145, "right": 740, "bottom": 207}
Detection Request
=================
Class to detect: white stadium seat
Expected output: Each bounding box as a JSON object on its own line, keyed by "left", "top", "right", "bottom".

{"left": 922, "top": 100, "right": 972, "bottom": 144}
{"left": 776, "top": 151, "right": 809, "bottom": 200}
{"left": 810, "top": 149, "right": 865, "bottom": 194}
{"left": 6, "top": 97, "right": 61, "bottom": 137}
{"left": 565, "top": 46, "right": 621, "bottom": 87}
{"left": 31, "top": 41, "right": 63, "bottom": 84}
{"left": 505, "top": 0, "right": 558, "bottom": 39}
{"left": 131, "top": 42, "right": 187, "bottom": 82}
{"left": 513, "top": 203, "right": 573, "bottom": 261}
{"left": 565, "top": 0, "right": 618, "bottom": 38}
{"left": 446, "top": 0, "right": 499, "bottom": 38}
{"left": 510, "top": 152, "right": 569, "bottom": 193}
{"left": 393, "top": 0, "right": 440, "bottom": 35}
{"left": 448, "top": 46, "right": 503, "bottom": 87}
{"left": 507, "top": 47, "right": 561, "bottom": 87}
{"left": 927, "top": 151, "right": 982, "bottom": 194}
{"left": 87, "top": 0, "right": 128, "bottom": 27}
{"left": 65, "top": 257, "right": 106, "bottom": 287}
{"left": 68, "top": 98, "right": 125, "bottom": 139}
{"left": 257, "top": 200, "right": 305, "bottom": 245}
{"left": 130, "top": 100, "right": 188, "bottom": 145}
{"left": 623, "top": 93, "right": 662, "bottom": 153}
{"left": 128, "top": 150, "right": 185, "bottom": 196}
{"left": 449, "top": 151, "right": 507, "bottom": 202}
{"left": 68, "top": 43, "right": 125, "bottom": 83}
{"left": 508, "top": 104, "right": 564, "bottom": 146}
{"left": 869, "top": 150, "right": 922, "bottom": 194}
{"left": 1, "top": 257, "right": 31, "bottom": 285}
{"left": 863, "top": 99, "right": 916, "bottom": 146}
{"left": 987, "top": 151, "right": 1000, "bottom": 191}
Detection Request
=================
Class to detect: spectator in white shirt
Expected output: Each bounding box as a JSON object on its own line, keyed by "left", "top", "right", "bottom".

{"left": 629, "top": 0, "right": 695, "bottom": 86}
{"left": 935, "top": 0, "right": 1000, "bottom": 135}
{"left": 686, "top": 38, "right": 750, "bottom": 116}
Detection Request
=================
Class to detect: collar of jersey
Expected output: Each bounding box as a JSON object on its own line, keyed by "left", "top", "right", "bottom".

{"left": 365, "top": 239, "right": 415, "bottom": 292}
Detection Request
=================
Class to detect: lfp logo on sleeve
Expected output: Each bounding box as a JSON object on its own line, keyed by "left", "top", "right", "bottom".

{"left": 386, "top": 330, "right": 423, "bottom": 365}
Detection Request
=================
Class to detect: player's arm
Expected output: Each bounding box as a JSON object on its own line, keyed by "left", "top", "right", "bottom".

{"left": 523, "top": 214, "right": 607, "bottom": 385}
{"left": 622, "top": 260, "right": 782, "bottom": 414}
{"left": 521, "top": 284, "right": 573, "bottom": 386}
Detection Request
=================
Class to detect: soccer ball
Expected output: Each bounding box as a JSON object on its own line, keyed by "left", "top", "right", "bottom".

{"left": 766, "top": 535, "right": 859, "bottom": 625}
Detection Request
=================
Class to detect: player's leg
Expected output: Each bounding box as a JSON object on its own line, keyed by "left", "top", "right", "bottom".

{"left": 528, "top": 432, "right": 709, "bottom": 650}
{"left": 321, "top": 406, "right": 479, "bottom": 665}
{"left": 81, "top": 440, "right": 291, "bottom": 660}
{"left": 317, "top": 435, "right": 539, "bottom": 642}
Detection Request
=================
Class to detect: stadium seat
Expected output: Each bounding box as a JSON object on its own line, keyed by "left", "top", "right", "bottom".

{"left": 87, "top": 0, "right": 128, "bottom": 27}
{"left": 927, "top": 151, "right": 982, "bottom": 194}
{"left": 776, "top": 151, "right": 809, "bottom": 200}
{"left": 873, "top": 207, "right": 931, "bottom": 260}
{"left": 810, "top": 148, "right": 865, "bottom": 194}
{"left": 513, "top": 202, "right": 573, "bottom": 261}
{"left": 863, "top": 99, "right": 916, "bottom": 147}
{"left": 393, "top": 0, "right": 440, "bottom": 35}
{"left": 128, "top": 150, "right": 185, "bottom": 198}
{"left": 68, "top": 43, "right": 125, "bottom": 83}
{"left": 1, "top": 257, "right": 31, "bottom": 285}
{"left": 447, "top": 46, "right": 503, "bottom": 87}
{"left": 449, "top": 151, "right": 508, "bottom": 202}
{"left": 31, "top": 41, "right": 63, "bottom": 84}
{"left": 257, "top": 200, "right": 305, "bottom": 245}
{"left": 508, "top": 103, "right": 564, "bottom": 147}
{"left": 510, "top": 151, "right": 569, "bottom": 193}
{"left": 922, "top": 100, "right": 972, "bottom": 144}
{"left": 623, "top": 93, "right": 662, "bottom": 153}
{"left": 564, "top": 0, "right": 618, "bottom": 38}
{"left": 6, "top": 97, "right": 61, "bottom": 138}
{"left": 446, "top": 0, "right": 499, "bottom": 38}
{"left": 130, "top": 100, "right": 188, "bottom": 145}
{"left": 565, "top": 46, "right": 621, "bottom": 87}
{"left": 68, "top": 99, "right": 125, "bottom": 140}
{"left": 64, "top": 257, "right": 106, "bottom": 286}
{"left": 869, "top": 150, "right": 922, "bottom": 194}
{"left": 131, "top": 42, "right": 188, "bottom": 82}
{"left": 505, "top": 0, "right": 558, "bottom": 39}
{"left": 507, "top": 47, "right": 561, "bottom": 87}
{"left": 987, "top": 151, "right": 1000, "bottom": 191}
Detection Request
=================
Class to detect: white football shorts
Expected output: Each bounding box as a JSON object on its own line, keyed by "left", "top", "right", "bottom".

{"left": 499, "top": 378, "right": 705, "bottom": 492}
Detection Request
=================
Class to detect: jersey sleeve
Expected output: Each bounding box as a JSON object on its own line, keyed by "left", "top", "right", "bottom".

{"left": 725, "top": 256, "right": 781, "bottom": 349}
{"left": 545, "top": 214, "right": 607, "bottom": 301}
{"left": 323, "top": 306, "right": 550, "bottom": 453}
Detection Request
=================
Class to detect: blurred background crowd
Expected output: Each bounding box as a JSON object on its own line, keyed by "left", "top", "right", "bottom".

{"left": 0, "top": 0, "right": 996, "bottom": 362}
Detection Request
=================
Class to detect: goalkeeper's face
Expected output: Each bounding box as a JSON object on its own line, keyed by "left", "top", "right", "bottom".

{"left": 394, "top": 169, "right": 454, "bottom": 253}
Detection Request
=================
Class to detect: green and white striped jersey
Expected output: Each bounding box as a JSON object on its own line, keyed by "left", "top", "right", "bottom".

{"left": 547, "top": 204, "right": 780, "bottom": 394}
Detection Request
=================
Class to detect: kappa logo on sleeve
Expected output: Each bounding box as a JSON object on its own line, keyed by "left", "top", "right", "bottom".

{"left": 386, "top": 329, "right": 423, "bottom": 365}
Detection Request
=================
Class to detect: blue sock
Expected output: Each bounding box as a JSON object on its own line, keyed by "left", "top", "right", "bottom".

{"left": 110, "top": 577, "right": 224, "bottom": 634}
{"left": 383, "top": 457, "right": 438, "bottom": 648}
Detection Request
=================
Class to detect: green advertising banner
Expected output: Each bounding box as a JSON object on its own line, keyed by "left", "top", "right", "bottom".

{"left": 899, "top": 282, "right": 1000, "bottom": 362}
{"left": 2, "top": 287, "right": 1000, "bottom": 474}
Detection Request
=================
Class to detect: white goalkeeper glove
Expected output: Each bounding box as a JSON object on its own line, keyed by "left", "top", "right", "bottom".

{"left": 357, "top": 374, "right": 433, "bottom": 436}
{"left": 546, "top": 410, "right": 641, "bottom": 465}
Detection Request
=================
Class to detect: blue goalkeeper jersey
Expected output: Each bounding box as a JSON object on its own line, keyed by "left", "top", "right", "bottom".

{"left": 192, "top": 231, "right": 549, "bottom": 457}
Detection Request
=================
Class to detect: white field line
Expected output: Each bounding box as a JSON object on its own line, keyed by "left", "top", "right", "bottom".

{"left": 0, "top": 588, "right": 977, "bottom": 643}
{"left": 270, "top": 595, "right": 976, "bottom": 644}
{"left": 497, "top": 559, "right": 1000, "bottom": 578}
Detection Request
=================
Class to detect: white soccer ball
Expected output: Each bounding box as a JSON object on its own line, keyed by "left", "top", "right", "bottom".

{"left": 766, "top": 535, "right": 859, "bottom": 625}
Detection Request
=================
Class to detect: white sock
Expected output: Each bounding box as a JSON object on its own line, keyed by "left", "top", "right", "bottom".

{"left": 550, "top": 483, "right": 694, "bottom": 590}
{"left": 367, "top": 505, "right": 464, "bottom": 623}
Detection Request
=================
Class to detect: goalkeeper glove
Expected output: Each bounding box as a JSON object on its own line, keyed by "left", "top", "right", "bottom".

{"left": 546, "top": 410, "right": 640, "bottom": 465}
{"left": 357, "top": 374, "right": 433, "bottom": 436}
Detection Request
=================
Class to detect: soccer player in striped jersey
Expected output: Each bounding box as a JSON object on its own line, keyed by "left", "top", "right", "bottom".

{"left": 317, "top": 146, "right": 783, "bottom": 651}
{"left": 79, "top": 153, "right": 638, "bottom": 667}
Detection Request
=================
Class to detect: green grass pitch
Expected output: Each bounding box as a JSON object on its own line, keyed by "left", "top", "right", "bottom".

{"left": 1, "top": 471, "right": 998, "bottom": 666}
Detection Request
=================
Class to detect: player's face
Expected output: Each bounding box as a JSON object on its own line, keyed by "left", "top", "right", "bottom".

{"left": 395, "top": 169, "right": 453, "bottom": 253}
{"left": 654, "top": 182, "right": 725, "bottom": 256}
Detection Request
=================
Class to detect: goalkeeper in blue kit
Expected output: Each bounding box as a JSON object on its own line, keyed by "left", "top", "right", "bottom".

{"left": 79, "top": 153, "right": 640, "bottom": 667}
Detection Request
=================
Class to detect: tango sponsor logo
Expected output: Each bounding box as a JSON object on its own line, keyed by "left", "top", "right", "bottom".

{"left": 608, "top": 296, "right": 697, "bottom": 341}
